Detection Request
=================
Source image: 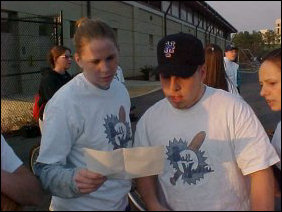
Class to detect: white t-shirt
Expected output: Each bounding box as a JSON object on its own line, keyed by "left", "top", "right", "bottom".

{"left": 226, "top": 77, "right": 240, "bottom": 96}
{"left": 114, "top": 66, "right": 125, "bottom": 84}
{"left": 224, "top": 57, "right": 239, "bottom": 87}
{"left": 37, "top": 73, "right": 132, "bottom": 211}
{"left": 134, "top": 86, "right": 279, "bottom": 211}
{"left": 271, "top": 121, "right": 281, "bottom": 170}
{"left": 1, "top": 134, "right": 23, "bottom": 173}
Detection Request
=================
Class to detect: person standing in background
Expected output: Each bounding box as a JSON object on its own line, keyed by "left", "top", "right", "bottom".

{"left": 224, "top": 44, "right": 240, "bottom": 93}
{"left": 114, "top": 65, "right": 125, "bottom": 84}
{"left": 204, "top": 44, "right": 239, "bottom": 96}
{"left": 114, "top": 65, "right": 138, "bottom": 122}
{"left": 37, "top": 46, "right": 73, "bottom": 131}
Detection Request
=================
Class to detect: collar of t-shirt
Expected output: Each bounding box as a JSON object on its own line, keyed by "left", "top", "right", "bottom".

{"left": 79, "top": 73, "right": 119, "bottom": 97}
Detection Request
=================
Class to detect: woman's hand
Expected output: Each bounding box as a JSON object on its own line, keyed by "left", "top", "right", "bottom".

{"left": 74, "top": 169, "right": 107, "bottom": 194}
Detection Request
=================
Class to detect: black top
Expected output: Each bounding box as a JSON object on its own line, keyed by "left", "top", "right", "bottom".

{"left": 38, "top": 68, "right": 72, "bottom": 120}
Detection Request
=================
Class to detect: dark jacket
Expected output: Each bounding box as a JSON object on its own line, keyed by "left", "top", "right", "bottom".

{"left": 38, "top": 68, "right": 72, "bottom": 120}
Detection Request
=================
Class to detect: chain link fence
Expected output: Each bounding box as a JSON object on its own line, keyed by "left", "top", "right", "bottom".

{"left": 1, "top": 11, "right": 62, "bottom": 133}
{"left": 238, "top": 48, "right": 261, "bottom": 73}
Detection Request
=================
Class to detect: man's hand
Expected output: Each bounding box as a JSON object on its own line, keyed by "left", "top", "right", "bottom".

{"left": 74, "top": 169, "right": 107, "bottom": 194}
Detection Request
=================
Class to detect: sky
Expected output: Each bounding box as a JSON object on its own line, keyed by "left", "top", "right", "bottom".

{"left": 205, "top": 1, "right": 281, "bottom": 32}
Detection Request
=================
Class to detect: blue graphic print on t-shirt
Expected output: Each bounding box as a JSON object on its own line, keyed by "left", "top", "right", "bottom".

{"left": 166, "top": 131, "right": 214, "bottom": 185}
{"left": 104, "top": 106, "right": 131, "bottom": 150}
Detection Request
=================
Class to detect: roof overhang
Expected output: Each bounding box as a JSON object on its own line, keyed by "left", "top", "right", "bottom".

{"left": 184, "top": 1, "right": 237, "bottom": 33}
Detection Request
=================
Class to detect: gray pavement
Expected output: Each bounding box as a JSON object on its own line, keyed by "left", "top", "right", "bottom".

{"left": 3, "top": 71, "right": 281, "bottom": 211}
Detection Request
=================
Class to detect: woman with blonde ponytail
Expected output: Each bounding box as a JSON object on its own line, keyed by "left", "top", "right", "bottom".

{"left": 34, "top": 17, "right": 132, "bottom": 211}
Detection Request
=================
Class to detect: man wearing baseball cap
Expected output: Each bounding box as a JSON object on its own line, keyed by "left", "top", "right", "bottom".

{"left": 133, "top": 32, "right": 279, "bottom": 211}
{"left": 224, "top": 44, "right": 240, "bottom": 93}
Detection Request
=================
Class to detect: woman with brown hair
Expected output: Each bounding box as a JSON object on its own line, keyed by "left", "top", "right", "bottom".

{"left": 204, "top": 44, "right": 239, "bottom": 96}
{"left": 37, "top": 45, "right": 72, "bottom": 131}
{"left": 258, "top": 48, "right": 281, "bottom": 211}
{"left": 34, "top": 18, "right": 132, "bottom": 211}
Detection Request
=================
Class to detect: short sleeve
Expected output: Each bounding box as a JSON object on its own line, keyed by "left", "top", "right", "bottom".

{"left": 233, "top": 101, "right": 280, "bottom": 175}
{"left": 1, "top": 135, "right": 23, "bottom": 173}
{"left": 37, "top": 98, "right": 83, "bottom": 165}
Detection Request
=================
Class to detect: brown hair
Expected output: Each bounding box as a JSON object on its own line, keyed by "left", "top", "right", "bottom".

{"left": 74, "top": 17, "right": 118, "bottom": 56}
{"left": 204, "top": 44, "right": 228, "bottom": 91}
{"left": 261, "top": 48, "right": 281, "bottom": 71}
{"left": 47, "top": 46, "right": 71, "bottom": 69}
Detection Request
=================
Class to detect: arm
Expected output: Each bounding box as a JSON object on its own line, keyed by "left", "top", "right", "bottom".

{"left": 249, "top": 167, "right": 274, "bottom": 211}
{"left": 136, "top": 175, "right": 169, "bottom": 211}
{"left": 272, "top": 165, "right": 281, "bottom": 197}
{"left": 1, "top": 165, "right": 44, "bottom": 206}
{"left": 34, "top": 162, "right": 106, "bottom": 198}
{"left": 235, "top": 66, "right": 238, "bottom": 87}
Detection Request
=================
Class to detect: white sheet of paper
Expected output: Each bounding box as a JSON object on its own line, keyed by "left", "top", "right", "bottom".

{"left": 84, "top": 146, "right": 165, "bottom": 179}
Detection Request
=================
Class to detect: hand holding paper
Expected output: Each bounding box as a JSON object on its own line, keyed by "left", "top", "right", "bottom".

{"left": 84, "top": 146, "right": 165, "bottom": 179}
{"left": 74, "top": 168, "right": 107, "bottom": 194}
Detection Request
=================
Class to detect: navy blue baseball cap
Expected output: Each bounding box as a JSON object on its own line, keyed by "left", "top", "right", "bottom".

{"left": 225, "top": 44, "right": 238, "bottom": 52}
{"left": 155, "top": 32, "right": 205, "bottom": 77}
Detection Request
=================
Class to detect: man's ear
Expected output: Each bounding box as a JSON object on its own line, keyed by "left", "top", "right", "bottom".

{"left": 199, "top": 65, "right": 206, "bottom": 81}
{"left": 74, "top": 53, "right": 83, "bottom": 69}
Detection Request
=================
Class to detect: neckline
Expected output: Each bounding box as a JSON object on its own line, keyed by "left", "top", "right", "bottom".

{"left": 79, "top": 73, "right": 117, "bottom": 96}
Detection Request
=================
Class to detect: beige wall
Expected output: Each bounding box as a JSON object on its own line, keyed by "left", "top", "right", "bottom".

{"left": 2, "top": 1, "right": 232, "bottom": 78}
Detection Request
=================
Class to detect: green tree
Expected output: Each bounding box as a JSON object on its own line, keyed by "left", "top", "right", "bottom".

{"left": 263, "top": 30, "right": 277, "bottom": 46}
{"left": 232, "top": 30, "right": 280, "bottom": 64}
{"left": 232, "top": 31, "right": 264, "bottom": 56}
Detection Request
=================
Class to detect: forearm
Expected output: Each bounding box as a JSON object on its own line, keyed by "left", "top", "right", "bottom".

{"left": 136, "top": 176, "right": 166, "bottom": 211}
{"left": 34, "top": 162, "right": 82, "bottom": 198}
{"left": 1, "top": 166, "right": 44, "bottom": 206}
{"left": 250, "top": 167, "right": 274, "bottom": 211}
{"left": 273, "top": 166, "right": 281, "bottom": 197}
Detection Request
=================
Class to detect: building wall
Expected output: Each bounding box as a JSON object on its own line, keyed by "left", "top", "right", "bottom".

{"left": 2, "top": 1, "right": 233, "bottom": 80}
{"left": 275, "top": 18, "right": 281, "bottom": 44}
{"left": 275, "top": 18, "right": 281, "bottom": 35}
{"left": 1, "top": 1, "right": 86, "bottom": 96}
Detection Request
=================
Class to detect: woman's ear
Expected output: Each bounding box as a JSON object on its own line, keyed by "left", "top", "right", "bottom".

{"left": 74, "top": 53, "right": 83, "bottom": 69}
{"left": 53, "top": 56, "right": 57, "bottom": 65}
